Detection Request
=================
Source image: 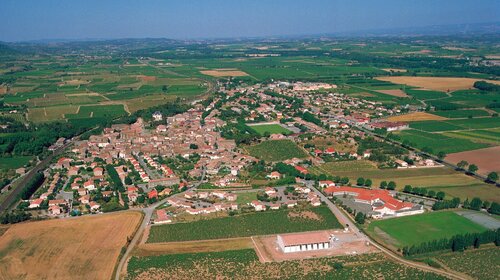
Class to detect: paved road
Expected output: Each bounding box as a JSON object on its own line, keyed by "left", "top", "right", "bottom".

{"left": 309, "top": 184, "right": 467, "bottom": 280}
{"left": 114, "top": 168, "right": 206, "bottom": 280}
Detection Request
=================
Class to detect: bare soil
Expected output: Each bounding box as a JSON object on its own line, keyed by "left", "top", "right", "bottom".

{"left": 376, "top": 76, "right": 500, "bottom": 92}
{"left": 446, "top": 146, "right": 500, "bottom": 175}
{"left": 387, "top": 112, "right": 448, "bottom": 122}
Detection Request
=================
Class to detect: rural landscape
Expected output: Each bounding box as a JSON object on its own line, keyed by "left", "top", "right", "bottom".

{"left": 0, "top": 1, "right": 499, "bottom": 280}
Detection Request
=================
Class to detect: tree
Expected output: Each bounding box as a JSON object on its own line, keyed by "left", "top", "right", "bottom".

{"left": 403, "top": 185, "right": 412, "bottom": 193}
{"left": 364, "top": 179, "right": 372, "bottom": 187}
{"left": 469, "top": 197, "right": 483, "bottom": 211}
{"left": 436, "top": 191, "right": 445, "bottom": 200}
{"left": 468, "top": 164, "right": 478, "bottom": 174}
{"left": 489, "top": 202, "right": 500, "bottom": 215}
{"left": 457, "top": 160, "right": 468, "bottom": 170}
{"left": 380, "top": 181, "right": 387, "bottom": 189}
{"left": 357, "top": 177, "right": 365, "bottom": 186}
{"left": 428, "top": 190, "right": 436, "bottom": 198}
{"left": 189, "top": 143, "right": 199, "bottom": 149}
{"left": 487, "top": 172, "right": 498, "bottom": 182}
{"left": 124, "top": 176, "right": 132, "bottom": 185}
{"left": 162, "top": 85, "right": 168, "bottom": 92}
{"left": 355, "top": 212, "right": 365, "bottom": 224}
{"left": 437, "top": 151, "right": 446, "bottom": 160}
{"left": 387, "top": 181, "right": 396, "bottom": 190}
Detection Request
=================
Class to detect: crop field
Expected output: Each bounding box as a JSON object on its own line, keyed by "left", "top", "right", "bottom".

{"left": 393, "top": 130, "right": 489, "bottom": 153}
{"left": 247, "top": 123, "right": 292, "bottom": 135}
{"left": 126, "top": 249, "right": 447, "bottom": 280}
{"left": 134, "top": 238, "right": 253, "bottom": 256}
{"left": 321, "top": 165, "right": 484, "bottom": 189}
{"left": 367, "top": 211, "right": 487, "bottom": 248}
{"left": 386, "top": 112, "right": 447, "bottom": 122}
{"left": 65, "top": 104, "right": 127, "bottom": 119}
{"left": 426, "top": 183, "right": 500, "bottom": 203}
{"left": 404, "top": 89, "right": 449, "bottom": 100}
{"left": 375, "top": 76, "right": 500, "bottom": 92}
{"left": 0, "top": 156, "right": 32, "bottom": 169}
{"left": 431, "top": 109, "right": 490, "bottom": 118}
{"left": 0, "top": 211, "right": 142, "bottom": 280}
{"left": 443, "top": 129, "right": 500, "bottom": 145}
{"left": 246, "top": 139, "right": 308, "bottom": 162}
{"left": 200, "top": 69, "right": 249, "bottom": 77}
{"left": 445, "top": 146, "right": 500, "bottom": 175}
{"left": 147, "top": 206, "right": 341, "bottom": 243}
{"left": 410, "top": 117, "right": 500, "bottom": 133}
{"left": 434, "top": 246, "right": 499, "bottom": 280}
{"left": 318, "top": 160, "right": 377, "bottom": 172}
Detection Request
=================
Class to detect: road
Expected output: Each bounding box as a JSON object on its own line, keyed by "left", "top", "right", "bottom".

{"left": 309, "top": 184, "right": 467, "bottom": 280}
{"left": 114, "top": 168, "right": 206, "bottom": 280}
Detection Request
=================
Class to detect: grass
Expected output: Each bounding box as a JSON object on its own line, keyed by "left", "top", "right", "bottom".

{"left": 442, "top": 129, "right": 500, "bottom": 145}
{"left": 0, "top": 156, "right": 32, "bottom": 169}
{"left": 126, "top": 249, "right": 447, "bottom": 280}
{"left": 409, "top": 117, "right": 500, "bottom": 132}
{"left": 318, "top": 160, "right": 377, "bottom": 173}
{"left": 147, "top": 206, "right": 341, "bottom": 243}
{"left": 247, "top": 124, "right": 292, "bottom": 136}
{"left": 235, "top": 191, "right": 258, "bottom": 205}
{"left": 367, "top": 211, "right": 487, "bottom": 248}
{"left": 246, "top": 140, "right": 308, "bottom": 162}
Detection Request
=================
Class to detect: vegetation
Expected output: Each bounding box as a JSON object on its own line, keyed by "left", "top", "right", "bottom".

{"left": 148, "top": 206, "right": 341, "bottom": 242}
{"left": 246, "top": 140, "right": 308, "bottom": 162}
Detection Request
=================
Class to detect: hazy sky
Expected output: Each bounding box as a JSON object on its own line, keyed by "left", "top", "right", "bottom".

{"left": 1, "top": 0, "right": 499, "bottom": 41}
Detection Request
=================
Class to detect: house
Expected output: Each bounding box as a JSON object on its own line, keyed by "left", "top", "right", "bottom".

{"left": 93, "top": 167, "right": 104, "bottom": 176}
{"left": 89, "top": 201, "right": 100, "bottom": 211}
{"left": 266, "top": 171, "right": 282, "bottom": 180}
{"left": 155, "top": 209, "right": 172, "bottom": 224}
{"left": 311, "top": 198, "right": 321, "bottom": 207}
{"left": 128, "top": 193, "right": 138, "bottom": 203}
{"left": 225, "top": 193, "right": 237, "bottom": 201}
{"left": 251, "top": 200, "right": 266, "bottom": 211}
{"left": 29, "top": 198, "right": 44, "bottom": 209}
{"left": 285, "top": 200, "right": 297, "bottom": 208}
{"left": 295, "top": 186, "right": 311, "bottom": 194}
{"left": 48, "top": 205, "right": 62, "bottom": 215}
{"left": 277, "top": 232, "right": 332, "bottom": 253}
{"left": 79, "top": 195, "right": 90, "bottom": 204}
{"left": 319, "top": 180, "right": 335, "bottom": 188}
{"left": 324, "top": 147, "right": 336, "bottom": 155}
{"left": 395, "top": 159, "right": 409, "bottom": 168}
{"left": 148, "top": 189, "right": 158, "bottom": 199}
{"left": 265, "top": 187, "right": 277, "bottom": 196}
{"left": 68, "top": 166, "right": 79, "bottom": 176}
{"left": 156, "top": 125, "right": 167, "bottom": 133}
{"left": 102, "top": 190, "right": 113, "bottom": 197}
{"left": 152, "top": 111, "right": 163, "bottom": 121}
{"left": 159, "top": 188, "right": 172, "bottom": 197}
{"left": 294, "top": 165, "right": 308, "bottom": 174}
{"left": 15, "top": 167, "right": 26, "bottom": 175}
{"left": 48, "top": 199, "right": 67, "bottom": 207}
{"left": 83, "top": 180, "right": 96, "bottom": 191}
{"left": 269, "top": 203, "right": 281, "bottom": 210}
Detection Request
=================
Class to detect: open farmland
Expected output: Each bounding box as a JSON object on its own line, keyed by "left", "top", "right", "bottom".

{"left": 367, "top": 211, "right": 487, "bottom": 248}
{"left": 147, "top": 206, "right": 341, "bottom": 243}
{"left": 393, "top": 130, "right": 489, "bottom": 153}
{"left": 443, "top": 129, "right": 500, "bottom": 145}
{"left": 445, "top": 146, "right": 500, "bottom": 175}
{"left": 431, "top": 109, "right": 490, "bottom": 118}
{"left": 246, "top": 139, "right": 308, "bottom": 162}
{"left": 0, "top": 211, "right": 142, "bottom": 280}
{"left": 200, "top": 69, "right": 249, "bottom": 77}
{"left": 434, "top": 246, "right": 499, "bottom": 280}
{"left": 247, "top": 123, "right": 292, "bottom": 136}
{"left": 410, "top": 117, "right": 500, "bottom": 132}
{"left": 427, "top": 184, "right": 500, "bottom": 203}
{"left": 375, "top": 76, "right": 500, "bottom": 92}
{"left": 386, "top": 112, "right": 447, "bottom": 122}
{"left": 126, "top": 249, "right": 447, "bottom": 280}
{"left": 0, "top": 156, "right": 32, "bottom": 169}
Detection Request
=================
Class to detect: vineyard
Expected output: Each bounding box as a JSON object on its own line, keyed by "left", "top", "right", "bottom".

{"left": 126, "top": 249, "right": 447, "bottom": 280}
{"left": 147, "top": 206, "right": 341, "bottom": 243}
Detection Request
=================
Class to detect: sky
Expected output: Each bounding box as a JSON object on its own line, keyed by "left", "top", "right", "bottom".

{"left": 1, "top": 0, "right": 499, "bottom": 42}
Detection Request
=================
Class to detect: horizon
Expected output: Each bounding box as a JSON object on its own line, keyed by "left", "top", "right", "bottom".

{"left": 1, "top": 0, "right": 499, "bottom": 42}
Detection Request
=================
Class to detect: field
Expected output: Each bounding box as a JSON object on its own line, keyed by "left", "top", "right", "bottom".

{"left": 431, "top": 109, "right": 490, "bottom": 118}
{"left": 443, "top": 129, "right": 500, "bottom": 145}
{"left": 319, "top": 165, "right": 484, "bottom": 189}
{"left": 375, "top": 89, "right": 408, "bottom": 97}
{"left": 427, "top": 184, "right": 500, "bottom": 203}
{"left": 434, "top": 246, "right": 499, "bottom": 280}
{"left": 445, "top": 146, "right": 500, "bottom": 175}
{"left": 247, "top": 123, "right": 292, "bottom": 136}
{"left": 375, "top": 76, "right": 500, "bottom": 92}
{"left": 134, "top": 238, "right": 253, "bottom": 256}
{"left": 0, "top": 211, "right": 142, "bottom": 280}
{"left": 317, "top": 160, "right": 377, "bottom": 173}
{"left": 367, "top": 211, "right": 487, "bottom": 248}
{"left": 0, "top": 156, "right": 32, "bottom": 169}
{"left": 393, "top": 130, "right": 489, "bottom": 154}
{"left": 246, "top": 139, "right": 308, "bottom": 162}
{"left": 147, "top": 206, "right": 341, "bottom": 243}
{"left": 409, "top": 117, "right": 500, "bottom": 132}
{"left": 386, "top": 112, "right": 447, "bottom": 122}
{"left": 200, "top": 69, "right": 249, "bottom": 77}
{"left": 126, "top": 249, "right": 447, "bottom": 280}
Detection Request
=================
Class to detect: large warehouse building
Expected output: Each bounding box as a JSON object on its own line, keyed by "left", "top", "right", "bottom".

{"left": 277, "top": 232, "right": 332, "bottom": 253}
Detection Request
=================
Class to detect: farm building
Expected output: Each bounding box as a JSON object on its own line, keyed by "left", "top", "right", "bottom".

{"left": 369, "top": 121, "right": 409, "bottom": 131}
{"left": 324, "top": 186, "right": 424, "bottom": 218}
{"left": 277, "top": 232, "right": 332, "bottom": 253}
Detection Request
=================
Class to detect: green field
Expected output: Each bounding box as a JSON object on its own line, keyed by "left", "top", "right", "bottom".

{"left": 318, "top": 160, "right": 377, "bottom": 173}
{"left": 147, "top": 206, "right": 341, "bottom": 243}
{"left": 431, "top": 110, "right": 490, "bottom": 118}
{"left": 409, "top": 117, "right": 500, "bottom": 132}
{"left": 367, "top": 211, "right": 487, "bottom": 248}
{"left": 426, "top": 184, "right": 500, "bottom": 203}
{"left": 65, "top": 104, "right": 128, "bottom": 119}
{"left": 246, "top": 139, "right": 308, "bottom": 162}
{"left": 442, "top": 129, "right": 500, "bottom": 145}
{"left": 394, "top": 129, "right": 489, "bottom": 153}
{"left": 247, "top": 124, "right": 292, "bottom": 136}
{"left": 0, "top": 156, "right": 32, "bottom": 169}
{"left": 126, "top": 249, "right": 447, "bottom": 280}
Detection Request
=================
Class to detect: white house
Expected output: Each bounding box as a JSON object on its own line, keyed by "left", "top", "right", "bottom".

{"left": 277, "top": 232, "right": 332, "bottom": 253}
